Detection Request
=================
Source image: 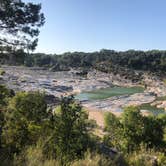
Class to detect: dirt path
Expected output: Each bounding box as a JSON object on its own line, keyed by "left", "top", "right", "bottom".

{"left": 88, "top": 110, "right": 105, "bottom": 128}
{"left": 86, "top": 106, "right": 122, "bottom": 128}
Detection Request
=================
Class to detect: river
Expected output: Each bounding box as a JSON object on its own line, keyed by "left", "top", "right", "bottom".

{"left": 1, "top": 66, "right": 166, "bottom": 115}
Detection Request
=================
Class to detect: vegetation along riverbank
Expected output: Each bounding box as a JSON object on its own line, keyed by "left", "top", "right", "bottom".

{"left": 0, "top": 0, "right": 166, "bottom": 165}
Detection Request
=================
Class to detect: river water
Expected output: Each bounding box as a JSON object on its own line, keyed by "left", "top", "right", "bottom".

{"left": 1, "top": 66, "right": 165, "bottom": 115}
{"left": 75, "top": 86, "right": 144, "bottom": 101}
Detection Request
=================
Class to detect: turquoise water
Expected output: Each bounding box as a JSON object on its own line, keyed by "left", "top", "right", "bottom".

{"left": 75, "top": 86, "right": 144, "bottom": 101}
{"left": 75, "top": 86, "right": 166, "bottom": 115}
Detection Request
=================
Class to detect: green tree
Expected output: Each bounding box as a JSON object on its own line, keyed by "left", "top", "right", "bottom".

{"left": 44, "top": 96, "right": 91, "bottom": 165}
{"left": 8, "top": 91, "right": 48, "bottom": 122}
{"left": 2, "top": 91, "right": 49, "bottom": 154}
{"left": 104, "top": 106, "right": 166, "bottom": 153}
{"left": 121, "top": 106, "right": 144, "bottom": 152}
{"left": 0, "top": 85, "right": 14, "bottom": 108}
{"left": 104, "top": 112, "right": 123, "bottom": 149}
{"left": 0, "top": 0, "right": 45, "bottom": 51}
{"left": 0, "top": 85, "right": 14, "bottom": 148}
{"left": 143, "top": 115, "right": 166, "bottom": 150}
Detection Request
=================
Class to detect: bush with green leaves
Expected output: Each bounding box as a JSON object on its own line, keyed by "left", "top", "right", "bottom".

{"left": 43, "top": 96, "right": 94, "bottom": 165}
{"left": 0, "top": 85, "right": 15, "bottom": 149}
{"left": 104, "top": 106, "right": 166, "bottom": 153}
{"left": 103, "top": 112, "right": 123, "bottom": 150}
{"left": 2, "top": 91, "right": 49, "bottom": 154}
{"left": 1, "top": 87, "right": 166, "bottom": 166}
{"left": 0, "top": 85, "right": 14, "bottom": 108}
{"left": 121, "top": 106, "right": 145, "bottom": 152}
{"left": 1, "top": 92, "right": 96, "bottom": 165}
{"left": 14, "top": 144, "right": 126, "bottom": 166}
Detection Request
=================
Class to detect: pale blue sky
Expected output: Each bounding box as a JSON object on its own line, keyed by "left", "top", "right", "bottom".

{"left": 25, "top": 0, "right": 166, "bottom": 53}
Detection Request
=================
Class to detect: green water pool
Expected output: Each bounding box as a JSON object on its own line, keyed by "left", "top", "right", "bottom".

{"left": 75, "top": 86, "right": 145, "bottom": 101}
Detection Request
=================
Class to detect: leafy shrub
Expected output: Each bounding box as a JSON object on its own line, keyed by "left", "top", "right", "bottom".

{"left": 104, "top": 106, "right": 166, "bottom": 152}
{"left": 125, "top": 148, "right": 166, "bottom": 166}
{"left": 0, "top": 69, "right": 5, "bottom": 75}
{"left": 43, "top": 96, "right": 94, "bottom": 165}
{"left": 0, "top": 85, "right": 14, "bottom": 108}
{"left": 14, "top": 144, "right": 59, "bottom": 166}
{"left": 2, "top": 91, "right": 49, "bottom": 153}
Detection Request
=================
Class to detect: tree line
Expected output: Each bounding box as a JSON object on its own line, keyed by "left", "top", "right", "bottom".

{"left": 1, "top": 49, "right": 166, "bottom": 74}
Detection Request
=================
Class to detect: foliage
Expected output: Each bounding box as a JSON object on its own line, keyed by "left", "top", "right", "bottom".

{"left": 8, "top": 91, "right": 48, "bottom": 122}
{"left": 13, "top": 143, "right": 59, "bottom": 166}
{"left": 2, "top": 91, "right": 49, "bottom": 153}
{"left": 104, "top": 106, "right": 166, "bottom": 153}
{"left": 72, "top": 151, "right": 123, "bottom": 166}
{"left": 14, "top": 145, "right": 125, "bottom": 166}
{"left": 24, "top": 50, "right": 166, "bottom": 73}
{"left": 125, "top": 147, "right": 166, "bottom": 166}
{"left": 1, "top": 49, "right": 166, "bottom": 74}
{"left": 43, "top": 96, "right": 93, "bottom": 165}
{"left": 0, "top": 85, "right": 14, "bottom": 108}
{"left": 0, "top": 0, "right": 45, "bottom": 51}
{"left": 0, "top": 86, "right": 166, "bottom": 166}
{"left": 0, "top": 85, "right": 14, "bottom": 151}
{"left": 121, "top": 106, "right": 145, "bottom": 152}
{"left": 103, "top": 113, "right": 123, "bottom": 149}
{"left": 142, "top": 115, "right": 165, "bottom": 150}
{"left": 0, "top": 90, "right": 96, "bottom": 165}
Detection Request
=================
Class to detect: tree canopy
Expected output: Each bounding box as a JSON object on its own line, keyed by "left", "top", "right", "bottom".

{"left": 0, "top": 0, "right": 45, "bottom": 51}
{"left": 104, "top": 106, "right": 166, "bottom": 153}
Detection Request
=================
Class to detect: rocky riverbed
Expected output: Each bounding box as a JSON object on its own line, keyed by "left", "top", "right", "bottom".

{"left": 0, "top": 66, "right": 115, "bottom": 97}
{"left": 82, "top": 93, "right": 156, "bottom": 115}
{"left": 0, "top": 66, "right": 166, "bottom": 115}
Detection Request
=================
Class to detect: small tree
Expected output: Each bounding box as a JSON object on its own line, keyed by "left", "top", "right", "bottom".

{"left": 104, "top": 112, "right": 123, "bottom": 149}
{"left": 2, "top": 91, "right": 49, "bottom": 153}
{"left": 121, "top": 106, "right": 144, "bottom": 152}
{"left": 45, "top": 96, "right": 91, "bottom": 165}
{"left": 104, "top": 106, "right": 166, "bottom": 153}
{"left": 143, "top": 115, "right": 166, "bottom": 150}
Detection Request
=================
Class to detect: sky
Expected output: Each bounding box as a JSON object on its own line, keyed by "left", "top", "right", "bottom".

{"left": 25, "top": 0, "right": 166, "bottom": 54}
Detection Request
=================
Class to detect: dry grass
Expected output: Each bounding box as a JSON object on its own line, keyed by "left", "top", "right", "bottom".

{"left": 88, "top": 110, "right": 105, "bottom": 128}
{"left": 86, "top": 106, "right": 121, "bottom": 127}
